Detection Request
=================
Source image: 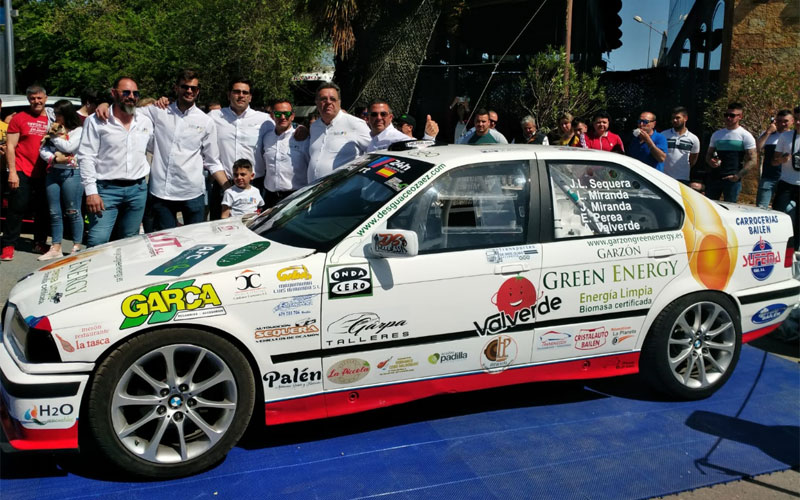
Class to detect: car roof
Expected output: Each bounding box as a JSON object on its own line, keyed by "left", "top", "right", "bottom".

{"left": 385, "top": 143, "right": 631, "bottom": 165}
{"left": 1, "top": 94, "right": 81, "bottom": 107}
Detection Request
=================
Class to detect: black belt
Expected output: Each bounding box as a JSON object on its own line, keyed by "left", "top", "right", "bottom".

{"left": 101, "top": 177, "right": 145, "bottom": 187}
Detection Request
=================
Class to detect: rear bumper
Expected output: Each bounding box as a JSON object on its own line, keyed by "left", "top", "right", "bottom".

{"left": 735, "top": 280, "right": 800, "bottom": 343}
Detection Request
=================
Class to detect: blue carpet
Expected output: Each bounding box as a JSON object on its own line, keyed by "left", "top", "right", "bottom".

{"left": 1, "top": 344, "right": 798, "bottom": 500}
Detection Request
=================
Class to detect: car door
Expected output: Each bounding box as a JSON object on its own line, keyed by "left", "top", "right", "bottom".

{"left": 320, "top": 159, "right": 542, "bottom": 394}
{"left": 532, "top": 158, "right": 687, "bottom": 362}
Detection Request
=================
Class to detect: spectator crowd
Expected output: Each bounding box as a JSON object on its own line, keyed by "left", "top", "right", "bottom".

{"left": 1, "top": 71, "right": 798, "bottom": 261}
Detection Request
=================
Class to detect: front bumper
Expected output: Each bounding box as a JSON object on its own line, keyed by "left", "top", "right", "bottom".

{"left": 1, "top": 304, "right": 89, "bottom": 451}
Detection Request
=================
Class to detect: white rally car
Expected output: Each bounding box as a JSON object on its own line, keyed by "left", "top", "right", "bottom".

{"left": 2, "top": 143, "right": 798, "bottom": 478}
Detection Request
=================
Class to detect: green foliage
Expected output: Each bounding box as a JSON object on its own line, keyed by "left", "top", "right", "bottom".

{"left": 517, "top": 46, "right": 606, "bottom": 132}
{"left": 703, "top": 58, "right": 800, "bottom": 137}
{"left": 13, "top": 0, "right": 325, "bottom": 105}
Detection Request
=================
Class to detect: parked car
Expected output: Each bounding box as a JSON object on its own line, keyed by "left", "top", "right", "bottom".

{"left": 2, "top": 143, "right": 798, "bottom": 478}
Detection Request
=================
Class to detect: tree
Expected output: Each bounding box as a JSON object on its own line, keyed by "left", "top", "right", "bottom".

{"left": 12, "top": 0, "right": 325, "bottom": 106}
{"left": 517, "top": 46, "right": 606, "bottom": 132}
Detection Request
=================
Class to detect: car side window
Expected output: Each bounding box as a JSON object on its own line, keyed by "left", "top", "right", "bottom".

{"left": 387, "top": 161, "right": 530, "bottom": 253}
{"left": 548, "top": 161, "right": 682, "bottom": 239}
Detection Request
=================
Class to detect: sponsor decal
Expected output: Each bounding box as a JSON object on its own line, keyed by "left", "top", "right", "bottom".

{"left": 474, "top": 276, "right": 562, "bottom": 336}
{"left": 143, "top": 231, "right": 182, "bottom": 257}
{"left": 735, "top": 215, "right": 779, "bottom": 235}
{"left": 325, "top": 313, "right": 409, "bottom": 346}
{"left": 579, "top": 286, "right": 653, "bottom": 314}
{"left": 263, "top": 367, "right": 321, "bottom": 389}
{"left": 233, "top": 269, "right": 268, "bottom": 300}
{"left": 575, "top": 327, "right": 608, "bottom": 350}
{"left": 327, "top": 264, "right": 373, "bottom": 299}
{"left": 38, "top": 268, "right": 62, "bottom": 305}
{"left": 147, "top": 244, "right": 226, "bottom": 276}
{"left": 611, "top": 326, "right": 636, "bottom": 345}
{"left": 213, "top": 223, "right": 241, "bottom": 233}
{"left": 54, "top": 334, "right": 75, "bottom": 352}
{"left": 254, "top": 319, "right": 320, "bottom": 343}
{"left": 64, "top": 260, "right": 89, "bottom": 296}
{"left": 120, "top": 280, "right": 224, "bottom": 329}
{"left": 485, "top": 245, "right": 538, "bottom": 264}
{"left": 742, "top": 238, "right": 781, "bottom": 281}
{"left": 537, "top": 331, "right": 572, "bottom": 350}
{"left": 594, "top": 245, "right": 642, "bottom": 260}
{"left": 327, "top": 358, "right": 370, "bottom": 384}
{"left": 384, "top": 177, "right": 409, "bottom": 192}
{"left": 542, "top": 261, "right": 678, "bottom": 289}
{"left": 358, "top": 157, "right": 412, "bottom": 180}
{"left": 377, "top": 356, "right": 418, "bottom": 376}
{"left": 39, "top": 248, "right": 103, "bottom": 271}
{"left": 113, "top": 248, "right": 124, "bottom": 283}
{"left": 481, "top": 335, "right": 517, "bottom": 373}
{"left": 216, "top": 241, "right": 271, "bottom": 267}
{"left": 277, "top": 265, "right": 312, "bottom": 281}
{"left": 751, "top": 304, "right": 788, "bottom": 324}
{"left": 22, "top": 403, "right": 75, "bottom": 426}
{"left": 273, "top": 294, "right": 315, "bottom": 317}
{"left": 428, "top": 351, "right": 468, "bottom": 364}
{"left": 373, "top": 233, "right": 408, "bottom": 254}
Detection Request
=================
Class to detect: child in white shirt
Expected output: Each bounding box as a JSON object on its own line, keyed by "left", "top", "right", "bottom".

{"left": 221, "top": 159, "right": 265, "bottom": 218}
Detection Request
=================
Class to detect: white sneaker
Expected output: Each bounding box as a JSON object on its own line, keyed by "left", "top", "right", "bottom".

{"left": 37, "top": 248, "right": 64, "bottom": 261}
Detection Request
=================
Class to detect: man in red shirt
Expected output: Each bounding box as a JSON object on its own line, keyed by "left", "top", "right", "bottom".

{"left": 1, "top": 85, "right": 51, "bottom": 261}
{"left": 584, "top": 111, "right": 625, "bottom": 153}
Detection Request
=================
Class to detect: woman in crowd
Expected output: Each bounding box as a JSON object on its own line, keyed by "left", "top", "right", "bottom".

{"left": 38, "top": 100, "right": 84, "bottom": 260}
{"left": 549, "top": 112, "right": 581, "bottom": 146}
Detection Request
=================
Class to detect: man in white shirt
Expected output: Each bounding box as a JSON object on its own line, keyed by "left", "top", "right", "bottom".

{"left": 662, "top": 106, "right": 701, "bottom": 182}
{"left": 771, "top": 106, "right": 800, "bottom": 242}
{"left": 208, "top": 77, "right": 273, "bottom": 219}
{"left": 307, "top": 82, "right": 371, "bottom": 183}
{"left": 78, "top": 77, "right": 154, "bottom": 246}
{"left": 705, "top": 102, "right": 757, "bottom": 202}
{"left": 365, "top": 100, "right": 410, "bottom": 152}
{"left": 259, "top": 99, "right": 310, "bottom": 208}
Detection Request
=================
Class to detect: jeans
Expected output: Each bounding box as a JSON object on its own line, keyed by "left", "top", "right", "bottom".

{"left": 756, "top": 177, "right": 780, "bottom": 209}
{"left": 151, "top": 193, "right": 206, "bottom": 230}
{"left": 1, "top": 170, "right": 49, "bottom": 248}
{"left": 705, "top": 178, "right": 742, "bottom": 203}
{"left": 773, "top": 180, "right": 799, "bottom": 249}
{"left": 87, "top": 179, "right": 148, "bottom": 247}
{"left": 45, "top": 168, "right": 84, "bottom": 245}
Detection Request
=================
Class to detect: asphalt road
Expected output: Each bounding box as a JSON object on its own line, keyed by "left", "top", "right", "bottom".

{"left": 1, "top": 235, "right": 798, "bottom": 499}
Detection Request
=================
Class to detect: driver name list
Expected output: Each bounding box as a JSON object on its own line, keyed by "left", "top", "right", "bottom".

{"left": 569, "top": 178, "right": 640, "bottom": 233}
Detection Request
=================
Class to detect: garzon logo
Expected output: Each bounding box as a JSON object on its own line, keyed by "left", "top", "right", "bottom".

{"left": 120, "top": 280, "right": 224, "bottom": 329}
{"left": 742, "top": 238, "right": 781, "bottom": 281}
{"left": 474, "top": 276, "right": 562, "bottom": 336}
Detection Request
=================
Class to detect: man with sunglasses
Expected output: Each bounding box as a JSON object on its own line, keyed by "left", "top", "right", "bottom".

{"left": 259, "top": 99, "right": 309, "bottom": 208}
{"left": 705, "top": 102, "right": 757, "bottom": 202}
{"left": 307, "top": 82, "right": 371, "bottom": 182}
{"left": 208, "top": 77, "right": 273, "bottom": 219}
{"left": 627, "top": 111, "right": 667, "bottom": 171}
{"left": 78, "top": 77, "right": 154, "bottom": 246}
{"left": 365, "top": 100, "right": 411, "bottom": 152}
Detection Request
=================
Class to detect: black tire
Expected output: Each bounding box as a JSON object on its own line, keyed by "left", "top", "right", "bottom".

{"left": 640, "top": 292, "right": 741, "bottom": 400}
{"left": 86, "top": 328, "right": 255, "bottom": 478}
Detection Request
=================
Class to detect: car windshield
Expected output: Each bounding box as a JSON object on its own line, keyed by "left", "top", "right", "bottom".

{"left": 247, "top": 153, "right": 437, "bottom": 252}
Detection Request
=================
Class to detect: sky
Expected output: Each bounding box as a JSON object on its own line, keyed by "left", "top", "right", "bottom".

{"left": 605, "top": 0, "right": 671, "bottom": 71}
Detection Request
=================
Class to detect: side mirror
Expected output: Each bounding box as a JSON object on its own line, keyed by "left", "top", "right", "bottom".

{"left": 370, "top": 230, "right": 418, "bottom": 258}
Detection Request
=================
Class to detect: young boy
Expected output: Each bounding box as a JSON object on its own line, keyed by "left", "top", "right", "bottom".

{"left": 221, "top": 159, "right": 265, "bottom": 218}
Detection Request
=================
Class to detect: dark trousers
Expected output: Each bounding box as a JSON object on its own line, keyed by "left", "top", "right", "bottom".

{"left": 1, "top": 171, "right": 49, "bottom": 248}
{"left": 264, "top": 189, "right": 295, "bottom": 209}
{"left": 773, "top": 180, "right": 799, "bottom": 250}
{"left": 150, "top": 193, "right": 206, "bottom": 230}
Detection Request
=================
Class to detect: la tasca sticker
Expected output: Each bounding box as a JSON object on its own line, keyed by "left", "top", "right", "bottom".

{"left": 327, "top": 264, "right": 373, "bottom": 299}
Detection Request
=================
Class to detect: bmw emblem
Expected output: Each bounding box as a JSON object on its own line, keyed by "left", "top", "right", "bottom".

{"left": 169, "top": 396, "right": 183, "bottom": 409}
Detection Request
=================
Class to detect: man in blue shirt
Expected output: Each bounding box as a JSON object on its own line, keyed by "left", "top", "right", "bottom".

{"left": 628, "top": 111, "right": 667, "bottom": 171}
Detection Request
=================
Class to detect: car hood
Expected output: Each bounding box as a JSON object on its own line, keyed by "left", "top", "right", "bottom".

{"left": 8, "top": 218, "right": 316, "bottom": 317}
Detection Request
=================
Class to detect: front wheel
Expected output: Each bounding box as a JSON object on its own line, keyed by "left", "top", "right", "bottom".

{"left": 640, "top": 293, "right": 741, "bottom": 400}
{"left": 86, "top": 329, "right": 255, "bottom": 478}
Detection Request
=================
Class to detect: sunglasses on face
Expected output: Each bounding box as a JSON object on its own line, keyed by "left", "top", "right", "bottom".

{"left": 638, "top": 119, "right": 652, "bottom": 124}
{"left": 273, "top": 111, "right": 293, "bottom": 119}
{"left": 118, "top": 90, "right": 140, "bottom": 98}
{"left": 230, "top": 89, "right": 250, "bottom": 95}
{"left": 370, "top": 111, "right": 389, "bottom": 118}
{"left": 724, "top": 112, "right": 740, "bottom": 118}
{"left": 180, "top": 84, "right": 199, "bottom": 92}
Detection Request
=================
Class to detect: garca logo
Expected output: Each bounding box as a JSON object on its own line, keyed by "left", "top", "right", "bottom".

{"left": 120, "top": 279, "right": 222, "bottom": 329}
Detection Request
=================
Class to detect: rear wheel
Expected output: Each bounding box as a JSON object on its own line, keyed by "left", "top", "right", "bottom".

{"left": 86, "top": 329, "right": 255, "bottom": 478}
{"left": 641, "top": 293, "right": 741, "bottom": 400}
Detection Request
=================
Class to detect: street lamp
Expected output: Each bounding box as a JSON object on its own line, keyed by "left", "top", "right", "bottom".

{"left": 634, "top": 15, "right": 666, "bottom": 68}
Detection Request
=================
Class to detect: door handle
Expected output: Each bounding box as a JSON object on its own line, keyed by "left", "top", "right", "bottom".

{"left": 495, "top": 263, "right": 530, "bottom": 274}
{"left": 648, "top": 247, "right": 676, "bottom": 258}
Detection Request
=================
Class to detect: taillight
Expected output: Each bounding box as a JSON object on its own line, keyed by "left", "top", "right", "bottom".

{"left": 786, "top": 237, "right": 795, "bottom": 268}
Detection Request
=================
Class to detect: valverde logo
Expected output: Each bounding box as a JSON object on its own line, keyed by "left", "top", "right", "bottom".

{"left": 217, "top": 242, "right": 271, "bottom": 267}
{"left": 147, "top": 244, "right": 226, "bottom": 276}
{"left": 120, "top": 279, "right": 223, "bottom": 329}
